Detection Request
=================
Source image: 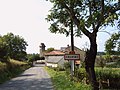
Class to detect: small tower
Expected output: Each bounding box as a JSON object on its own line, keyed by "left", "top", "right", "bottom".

{"left": 39, "top": 43, "right": 46, "bottom": 57}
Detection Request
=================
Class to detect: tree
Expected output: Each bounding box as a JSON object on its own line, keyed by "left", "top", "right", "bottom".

{"left": 105, "top": 32, "right": 120, "bottom": 55}
{"left": 45, "top": 47, "right": 54, "bottom": 53}
{"left": 27, "top": 53, "right": 41, "bottom": 66}
{"left": 0, "top": 36, "right": 9, "bottom": 62}
{"left": 3, "top": 33, "right": 28, "bottom": 60}
{"left": 46, "top": 0, "right": 120, "bottom": 89}
{"left": 27, "top": 53, "right": 41, "bottom": 61}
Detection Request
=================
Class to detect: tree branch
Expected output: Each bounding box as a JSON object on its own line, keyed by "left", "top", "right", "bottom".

{"left": 59, "top": 0, "right": 91, "bottom": 37}
{"left": 101, "top": 0, "right": 104, "bottom": 20}
{"left": 95, "top": 2, "right": 120, "bottom": 34}
{"left": 88, "top": 0, "right": 95, "bottom": 30}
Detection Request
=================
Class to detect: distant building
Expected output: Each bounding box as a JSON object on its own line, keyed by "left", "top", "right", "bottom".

{"left": 39, "top": 43, "right": 46, "bottom": 57}
{"left": 61, "top": 45, "right": 86, "bottom": 61}
{"left": 39, "top": 43, "right": 86, "bottom": 68}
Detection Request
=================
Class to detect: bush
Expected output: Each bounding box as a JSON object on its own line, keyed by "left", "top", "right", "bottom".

{"left": 106, "top": 61, "right": 120, "bottom": 68}
{"left": 103, "top": 55, "right": 112, "bottom": 62}
{"left": 112, "top": 55, "right": 120, "bottom": 61}
{"left": 45, "top": 67, "right": 91, "bottom": 90}
{"left": 75, "top": 68, "right": 87, "bottom": 83}
{"left": 63, "top": 62, "right": 71, "bottom": 75}
{"left": 39, "top": 56, "right": 45, "bottom": 60}
{"left": 64, "top": 62, "right": 71, "bottom": 69}
{"left": 95, "top": 56, "right": 106, "bottom": 68}
{"left": 95, "top": 68, "right": 120, "bottom": 89}
{"left": 27, "top": 53, "right": 41, "bottom": 62}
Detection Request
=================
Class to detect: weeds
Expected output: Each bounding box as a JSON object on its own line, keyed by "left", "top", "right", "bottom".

{"left": 45, "top": 67, "right": 91, "bottom": 90}
{"left": 0, "top": 59, "right": 30, "bottom": 84}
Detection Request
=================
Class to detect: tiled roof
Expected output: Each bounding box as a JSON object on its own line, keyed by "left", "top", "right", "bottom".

{"left": 45, "top": 50, "right": 65, "bottom": 56}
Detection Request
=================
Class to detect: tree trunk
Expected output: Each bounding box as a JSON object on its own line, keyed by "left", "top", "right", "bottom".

{"left": 85, "top": 33, "right": 99, "bottom": 90}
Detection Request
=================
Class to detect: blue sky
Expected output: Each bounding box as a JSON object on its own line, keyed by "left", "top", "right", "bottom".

{"left": 0, "top": 0, "right": 117, "bottom": 54}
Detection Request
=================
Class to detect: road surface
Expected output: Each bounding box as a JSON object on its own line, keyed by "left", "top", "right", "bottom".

{"left": 0, "top": 65, "right": 54, "bottom": 90}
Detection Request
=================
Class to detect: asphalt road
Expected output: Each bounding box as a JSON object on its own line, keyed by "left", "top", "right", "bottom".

{"left": 0, "top": 65, "right": 54, "bottom": 90}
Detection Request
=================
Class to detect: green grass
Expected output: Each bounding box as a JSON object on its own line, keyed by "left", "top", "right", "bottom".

{"left": 45, "top": 67, "right": 120, "bottom": 89}
{"left": 106, "top": 61, "right": 120, "bottom": 68}
{"left": 45, "top": 67, "right": 91, "bottom": 90}
{"left": 95, "top": 68, "right": 120, "bottom": 79}
{"left": 0, "top": 59, "right": 30, "bottom": 84}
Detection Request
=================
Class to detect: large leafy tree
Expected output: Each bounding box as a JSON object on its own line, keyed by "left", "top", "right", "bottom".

{"left": 0, "top": 36, "right": 9, "bottom": 62}
{"left": 46, "top": 0, "right": 120, "bottom": 89}
{"left": 105, "top": 32, "right": 120, "bottom": 55}
{"left": 3, "top": 33, "right": 28, "bottom": 60}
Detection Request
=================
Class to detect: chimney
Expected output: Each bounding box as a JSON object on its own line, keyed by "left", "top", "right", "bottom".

{"left": 67, "top": 44, "right": 69, "bottom": 47}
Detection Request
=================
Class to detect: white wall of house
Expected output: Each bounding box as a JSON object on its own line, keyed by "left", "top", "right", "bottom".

{"left": 46, "top": 63, "right": 58, "bottom": 67}
{"left": 45, "top": 55, "right": 65, "bottom": 66}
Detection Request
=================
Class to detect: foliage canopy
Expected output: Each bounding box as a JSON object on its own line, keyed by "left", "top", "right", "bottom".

{"left": 105, "top": 32, "right": 120, "bottom": 55}
{"left": 0, "top": 33, "right": 28, "bottom": 61}
{"left": 46, "top": 0, "right": 120, "bottom": 89}
{"left": 46, "top": 0, "right": 120, "bottom": 37}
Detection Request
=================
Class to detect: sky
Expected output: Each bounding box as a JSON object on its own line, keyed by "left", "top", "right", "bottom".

{"left": 0, "top": 0, "right": 116, "bottom": 54}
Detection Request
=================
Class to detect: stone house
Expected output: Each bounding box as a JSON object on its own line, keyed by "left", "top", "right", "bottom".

{"left": 61, "top": 45, "right": 86, "bottom": 61}
{"left": 39, "top": 43, "right": 86, "bottom": 67}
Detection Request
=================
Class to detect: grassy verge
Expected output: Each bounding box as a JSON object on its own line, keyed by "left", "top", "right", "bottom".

{"left": 45, "top": 67, "right": 91, "bottom": 90}
{"left": 0, "top": 59, "right": 30, "bottom": 84}
{"left": 45, "top": 67, "right": 120, "bottom": 89}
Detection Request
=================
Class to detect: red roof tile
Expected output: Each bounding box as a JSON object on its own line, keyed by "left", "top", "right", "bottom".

{"left": 45, "top": 50, "right": 65, "bottom": 56}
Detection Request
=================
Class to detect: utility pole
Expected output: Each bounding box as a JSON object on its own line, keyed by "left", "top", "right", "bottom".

{"left": 69, "top": 0, "right": 74, "bottom": 79}
{"left": 70, "top": 19, "right": 74, "bottom": 77}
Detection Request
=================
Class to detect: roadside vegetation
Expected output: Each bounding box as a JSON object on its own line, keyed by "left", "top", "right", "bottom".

{"left": 0, "top": 33, "right": 31, "bottom": 84}
{"left": 0, "top": 59, "right": 30, "bottom": 84}
{"left": 0, "top": 33, "right": 28, "bottom": 62}
{"left": 45, "top": 31, "right": 120, "bottom": 89}
{"left": 45, "top": 67, "right": 91, "bottom": 90}
{"left": 46, "top": 0, "right": 120, "bottom": 89}
{"left": 95, "top": 68, "right": 120, "bottom": 89}
{"left": 27, "top": 53, "right": 45, "bottom": 66}
{"left": 46, "top": 57, "right": 120, "bottom": 90}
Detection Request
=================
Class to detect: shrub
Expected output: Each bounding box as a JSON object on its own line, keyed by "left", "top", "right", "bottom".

{"left": 45, "top": 67, "right": 91, "bottom": 90}
{"left": 95, "top": 68, "right": 120, "bottom": 89}
{"left": 95, "top": 56, "right": 106, "bottom": 68}
{"left": 112, "top": 55, "right": 120, "bottom": 61}
{"left": 103, "top": 55, "right": 112, "bottom": 62}
{"left": 106, "top": 61, "right": 120, "bottom": 68}
{"left": 39, "top": 56, "right": 45, "bottom": 60}
{"left": 75, "top": 68, "right": 87, "bottom": 82}
{"left": 63, "top": 62, "right": 71, "bottom": 75}
{"left": 64, "top": 62, "right": 71, "bottom": 69}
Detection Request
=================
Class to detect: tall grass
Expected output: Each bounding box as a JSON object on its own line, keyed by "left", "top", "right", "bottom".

{"left": 76, "top": 67, "right": 120, "bottom": 89}
{"left": 45, "top": 67, "right": 91, "bottom": 90}
{"left": 0, "top": 59, "right": 30, "bottom": 84}
{"left": 95, "top": 68, "right": 120, "bottom": 89}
